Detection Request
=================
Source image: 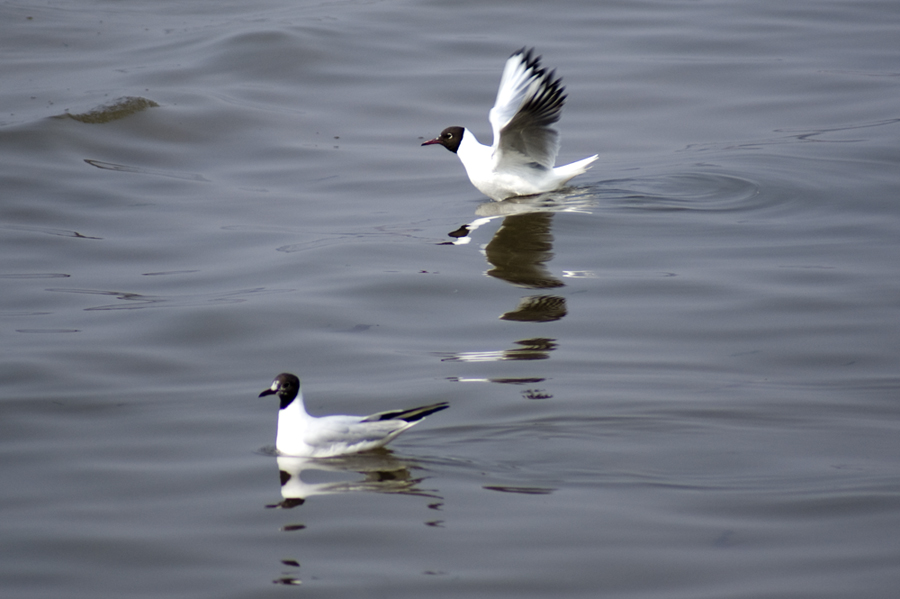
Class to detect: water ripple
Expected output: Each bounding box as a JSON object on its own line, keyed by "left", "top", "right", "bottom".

{"left": 599, "top": 172, "right": 762, "bottom": 213}
{"left": 45, "top": 286, "right": 291, "bottom": 311}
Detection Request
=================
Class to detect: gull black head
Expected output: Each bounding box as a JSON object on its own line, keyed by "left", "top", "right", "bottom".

{"left": 259, "top": 373, "right": 300, "bottom": 409}
{"left": 421, "top": 126, "right": 464, "bottom": 154}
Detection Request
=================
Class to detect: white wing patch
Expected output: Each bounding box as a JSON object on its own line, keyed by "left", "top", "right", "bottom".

{"left": 488, "top": 48, "right": 566, "bottom": 171}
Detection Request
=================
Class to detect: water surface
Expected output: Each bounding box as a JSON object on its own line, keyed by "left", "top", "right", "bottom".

{"left": 2, "top": 0, "right": 899, "bottom": 597}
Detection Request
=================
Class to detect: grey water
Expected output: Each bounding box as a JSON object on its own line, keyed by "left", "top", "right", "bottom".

{"left": 2, "top": 0, "right": 899, "bottom": 597}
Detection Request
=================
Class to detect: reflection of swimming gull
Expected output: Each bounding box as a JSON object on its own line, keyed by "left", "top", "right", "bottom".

{"left": 259, "top": 373, "right": 449, "bottom": 457}
{"left": 271, "top": 453, "right": 440, "bottom": 508}
{"left": 268, "top": 454, "right": 443, "bottom": 586}
{"left": 422, "top": 48, "right": 597, "bottom": 201}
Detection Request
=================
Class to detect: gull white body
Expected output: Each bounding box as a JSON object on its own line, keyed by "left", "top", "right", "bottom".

{"left": 423, "top": 48, "right": 598, "bottom": 201}
{"left": 453, "top": 129, "right": 597, "bottom": 201}
{"left": 260, "top": 373, "right": 448, "bottom": 458}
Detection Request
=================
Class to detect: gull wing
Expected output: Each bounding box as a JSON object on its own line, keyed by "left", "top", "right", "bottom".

{"left": 302, "top": 415, "right": 404, "bottom": 448}
{"left": 488, "top": 48, "right": 566, "bottom": 171}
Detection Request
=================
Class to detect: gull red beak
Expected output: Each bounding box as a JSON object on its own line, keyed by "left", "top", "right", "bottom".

{"left": 421, "top": 138, "right": 441, "bottom": 146}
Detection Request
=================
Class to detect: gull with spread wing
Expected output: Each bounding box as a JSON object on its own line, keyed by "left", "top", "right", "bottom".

{"left": 423, "top": 48, "right": 597, "bottom": 201}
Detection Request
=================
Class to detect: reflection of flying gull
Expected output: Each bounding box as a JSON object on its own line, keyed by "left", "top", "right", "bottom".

{"left": 423, "top": 48, "right": 597, "bottom": 201}
{"left": 259, "top": 373, "right": 448, "bottom": 457}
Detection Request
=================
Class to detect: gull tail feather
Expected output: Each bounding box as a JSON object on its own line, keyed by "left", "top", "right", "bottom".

{"left": 553, "top": 154, "right": 599, "bottom": 183}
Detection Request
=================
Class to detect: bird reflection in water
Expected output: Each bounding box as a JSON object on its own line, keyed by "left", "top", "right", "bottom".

{"left": 267, "top": 451, "right": 441, "bottom": 510}
{"left": 437, "top": 337, "right": 557, "bottom": 363}
{"left": 484, "top": 211, "right": 563, "bottom": 290}
{"left": 266, "top": 451, "right": 443, "bottom": 586}
{"left": 445, "top": 192, "right": 595, "bottom": 322}
{"left": 437, "top": 193, "right": 598, "bottom": 401}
